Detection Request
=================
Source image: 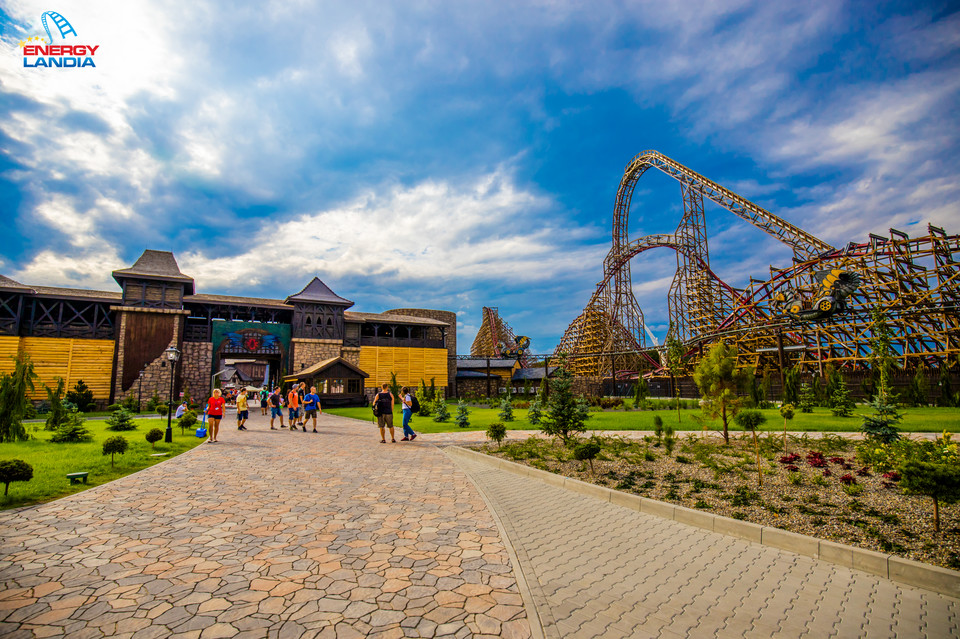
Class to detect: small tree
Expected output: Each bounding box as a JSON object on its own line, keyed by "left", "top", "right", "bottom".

{"left": 156, "top": 403, "right": 169, "bottom": 418}
{"left": 0, "top": 459, "right": 33, "bottom": 496}
{"left": 486, "top": 422, "right": 507, "bottom": 449}
{"left": 653, "top": 415, "right": 663, "bottom": 443}
{"left": 939, "top": 364, "right": 957, "bottom": 407}
{"left": 538, "top": 375, "right": 548, "bottom": 400}
{"left": 527, "top": 395, "right": 543, "bottom": 425}
{"left": 798, "top": 382, "right": 816, "bottom": 413}
{"left": 540, "top": 358, "right": 590, "bottom": 444}
{"left": 102, "top": 436, "right": 129, "bottom": 467}
{"left": 106, "top": 408, "right": 137, "bottom": 431}
{"left": 429, "top": 377, "right": 437, "bottom": 403}
{"left": 178, "top": 409, "right": 198, "bottom": 435}
{"left": 665, "top": 329, "right": 685, "bottom": 424}
{"left": 779, "top": 403, "right": 795, "bottom": 453}
{"left": 416, "top": 381, "right": 432, "bottom": 416}
{"left": 899, "top": 460, "right": 960, "bottom": 533}
{"left": 45, "top": 377, "right": 69, "bottom": 431}
{"left": 908, "top": 367, "right": 930, "bottom": 407}
{"left": 693, "top": 341, "right": 742, "bottom": 444}
{"left": 145, "top": 428, "right": 164, "bottom": 449}
{"left": 454, "top": 400, "right": 470, "bottom": 428}
{"left": 388, "top": 372, "right": 401, "bottom": 402}
{"left": 782, "top": 365, "right": 800, "bottom": 405}
{"left": 573, "top": 439, "right": 602, "bottom": 475}
{"left": 50, "top": 410, "right": 93, "bottom": 443}
{"left": 735, "top": 410, "right": 767, "bottom": 487}
{"left": 145, "top": 390, "right": 161, "bottom": 412}
{"left": 829, "top": 377, "right": 854, "bottom": 417}
{"left": 632, "top": 376, "right": 649, "bottom": 410}
{"left": 0, "top": 353, "right": 37, "bottom": 443}
{"left": 432, "top": 396, "right": 450, "bottom": 422}
{"left": 65, "top": 379, "right": 96, "bottom": 412}
{"left": 860, "top": 394, "right": 903, "bottom": 444}
{"left": 498, "top": 397, "right": 514, "bottom": 422}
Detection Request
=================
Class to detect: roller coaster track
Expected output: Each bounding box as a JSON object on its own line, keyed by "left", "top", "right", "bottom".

{"left": 557, "top": 149, "right": 959, "bottom": 379}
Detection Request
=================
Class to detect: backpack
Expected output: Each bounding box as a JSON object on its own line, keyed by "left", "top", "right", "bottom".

{"left": 410, "top": 395, "right": 421, "bottom": 413}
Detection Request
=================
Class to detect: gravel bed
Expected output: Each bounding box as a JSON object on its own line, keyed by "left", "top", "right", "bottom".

{"left": 474, "top": 434, "right": 960, "bottom": 571}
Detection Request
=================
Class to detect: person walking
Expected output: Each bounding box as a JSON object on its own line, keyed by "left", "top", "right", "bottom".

{"left": 268, "top": 386, "right": 284, "bottom": 430}
{"left": 303, "top": 385, "right": 321, "bottom": 432}
{"left": 260, "top": 387, "right": 268, "bottom": 415}
{"left": 236, "top": 389, "right": 249, "bottom": 430}
{"left": 287, "top": 385, "right": 301, "bottom": 431}
{"left": 374, "top": 382, "right": 396, "bottom": 443}
{"left": 400, "top": 386, "right": 416, "bottom": 441}
{"left": 297, "top": 382, "right": 307, "bottom": 427}
{"left": 206, "top": 388, "right": 225, "bottom": 443}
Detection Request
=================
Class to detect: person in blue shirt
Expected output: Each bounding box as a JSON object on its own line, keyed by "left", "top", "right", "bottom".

{"left": 303, "top": 385, "right": 321, "bottom": 433}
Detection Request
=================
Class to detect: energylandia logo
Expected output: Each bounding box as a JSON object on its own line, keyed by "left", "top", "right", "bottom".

{"left": 20, "top": 11, "right": 99, "bottom": 68}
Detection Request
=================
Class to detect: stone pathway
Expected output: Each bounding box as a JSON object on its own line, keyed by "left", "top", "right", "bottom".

{"left": 1, "top": 410, "right": 956, "bottom": 638}
{"left": 450, "top": 453, "right": 960, "bottom": 638}
{"left": 0, "top": 412, "right": 531, "bottom": 638}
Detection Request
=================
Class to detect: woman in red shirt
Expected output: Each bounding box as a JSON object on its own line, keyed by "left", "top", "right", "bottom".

{"left": 206, "top": 388, "right": 226, "bottom": 443}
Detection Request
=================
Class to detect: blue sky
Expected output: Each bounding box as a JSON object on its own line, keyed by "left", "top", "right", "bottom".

{"left": 1, "top": 0, "right": 958, "bottom": 354}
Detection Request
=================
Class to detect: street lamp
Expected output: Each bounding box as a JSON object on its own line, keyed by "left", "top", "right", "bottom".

{"left": 164, "top": 346, "right": 181, "bottom": 443}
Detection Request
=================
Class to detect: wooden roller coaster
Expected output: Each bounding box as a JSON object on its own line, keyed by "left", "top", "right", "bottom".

{"left": 555, "top": 150, "right": 960, "bottom": 379}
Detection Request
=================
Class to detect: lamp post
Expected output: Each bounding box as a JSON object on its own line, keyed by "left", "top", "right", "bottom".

{"left": 137, "top": 367, "right": 146, "bottom": 413}
{"left": 164, "top": 346, "right": 181, "bottom": 443}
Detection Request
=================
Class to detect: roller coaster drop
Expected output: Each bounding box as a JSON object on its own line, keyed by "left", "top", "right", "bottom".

{"left": 555, "top": 151, "right": 960, "bottom": 379}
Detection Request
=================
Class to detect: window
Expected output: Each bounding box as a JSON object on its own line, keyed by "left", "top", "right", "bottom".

{"left": 348, "top": 379, "right": 362, "bottom": 394}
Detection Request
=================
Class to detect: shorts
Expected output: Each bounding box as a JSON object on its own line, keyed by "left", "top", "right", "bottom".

{"left": 377, "top": 413, "right": 394, "bottom": 428}
{"left": 237, "top": 410, "right": 249, "bottom": 421}
{"left": 298, "top": 406, "right": 305, "bottom": 417}
{"left": 208, "top": 414, "right": 223, "bottom": 421}
{"left": 289, "top": 408, "right": 298, "bottom": 420}
{"left": 270, "top": 407, "right": 282, "bottom": 418}
{"left": 305, "top": 409, "right": 318, "bottom": 418}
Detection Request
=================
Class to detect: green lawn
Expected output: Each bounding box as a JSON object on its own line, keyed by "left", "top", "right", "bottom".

{"left": 326, "top": 403, "right": 960, "bottom": 434}
{"left": 0, "top": 418, "right": 206, "bottom": 510}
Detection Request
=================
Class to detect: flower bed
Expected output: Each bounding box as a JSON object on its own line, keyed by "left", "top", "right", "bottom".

{"left": 474, "top": 432, "right": 960, "bottom": 570}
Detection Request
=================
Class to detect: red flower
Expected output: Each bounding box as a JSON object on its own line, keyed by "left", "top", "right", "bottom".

{"left": 881, "top": 471, "right": 900, "bottom": 481}
{"left": 839, "top": 474, "right": 856, "bottom": 485}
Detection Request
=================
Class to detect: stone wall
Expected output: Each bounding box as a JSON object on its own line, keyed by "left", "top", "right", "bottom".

{"left": 384, "top": 309, "right": 457, "bottom": 394}
{"left": 181, "top": 342, "right": 213, "bottom": 404}
{"left": 291, "top": 338, "right": 343, "bottom": 373}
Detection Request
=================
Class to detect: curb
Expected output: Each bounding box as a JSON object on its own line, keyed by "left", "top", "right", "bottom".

{"left": 446, "top": 445, "right": 960, "bottom": 600}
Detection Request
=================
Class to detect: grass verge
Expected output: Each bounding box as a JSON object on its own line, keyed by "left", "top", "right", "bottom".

{"left": 0, "top": 418, "right": 206, "bottom": 510}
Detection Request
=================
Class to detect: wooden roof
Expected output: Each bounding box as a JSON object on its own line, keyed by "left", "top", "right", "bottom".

{"left": 286, "top": 277, "right": 354, "bottom": 307}
{"left": 283, "top": 356, "right": 369, "bottom": 381}
{"left": 344, "top": 311, "right": 449, "bottom": 327}
{"left": 112, "top": 250, "right": 195, "bottom": 293}
{"left": 0, "top": 275, "right": 35, "bottom": 293}
{"left": 185, "top": 293, "right": 292, "bottom": 309}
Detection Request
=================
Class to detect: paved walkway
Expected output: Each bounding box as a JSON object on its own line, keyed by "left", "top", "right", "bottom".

{"left": 0, "top": 412, "right": 956, "bottom": 638}
{"left": 451, "top": 455, "right": 960, "bottom": 638}
{"left": 0, "top": 412, "right": 531, "bottom": 638}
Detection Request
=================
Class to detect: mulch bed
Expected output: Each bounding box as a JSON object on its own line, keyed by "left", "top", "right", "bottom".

{"left": 472, "top": 433, "right": 960, "bottom": 571}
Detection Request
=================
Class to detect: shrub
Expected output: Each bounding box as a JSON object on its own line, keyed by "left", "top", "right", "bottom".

{"left": 573, "top": 440, "right": 602, "bottom": 475}
{"left": 540, "top": 359, "right": 590, "bottom": 444}
{"left": 178, "top": 410, "right": 198, "bottom": 435}
{"left": 49, "top": 411, "right": 93, "bottom": 443}
{"left": 45, "top": 378, "right": 70, "bottom": 431}
{"left": 106, "top": 408, "right": 137, "bottom": 431}
{"left": 788, "top": 473, "right": 804, "bottom": 486}
{"left": 843, "top": 484, "right": 863, "bottom": 496}
{"left": 156, "top": 403, "right": 169, "bottom": 418}
{"left": 432, "top": 397, "right": 450, "bottom": 423}
{"left": 0, "top": 459, "right": 33, "bottom": 496}
{"left": 102, "top": 436, "right": 129, "bottom": 467}
{"left": 653, "top": 416, "right": 663, "bottom": 442}
{"left": 899, "top": 460, "right": 960, "bottom": 532}
{"left": 145, "top": 428, "right": 164, "bottom": 449}
{"left": 65, "top": 379, "right": 96, "bottom": 412}
{"left": 486, "top": 422, "right": 507, "bottom": 449}
{"left": 498, "top": 398, "right": 514, "bottom": 422}
{"left": 806, "top": 451, "right": 827, "bottom": 468}
{"left": 839, "top": 474, "right": 857, "bottom": 485}
{"left": 527, "top": 396, "right": 543, "bottom": 425}
{"left": 454, "top": 400, "right": 470, "bottom": 428}
{"left": 0, "top": 353, "right": 37, "bottom": 443}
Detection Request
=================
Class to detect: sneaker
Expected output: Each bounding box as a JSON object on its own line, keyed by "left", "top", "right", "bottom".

{"left": 313, "top": 429, "right": 318, "bottom": 433}
{"left": 411, "top": 434, "right": 417, "bottom": 440}
{"left": 271, "top": 426, "right": 277, "bottom": 430}
{"left": 401, "top": 437, "right": 410, "bottom": 441}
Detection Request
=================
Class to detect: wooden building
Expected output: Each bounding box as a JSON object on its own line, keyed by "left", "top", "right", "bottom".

{"left": 0, "top": 250, "right": 456, "bottom": 408}
{"left": 283, "top": 357, "right": 369, "bottom": 407}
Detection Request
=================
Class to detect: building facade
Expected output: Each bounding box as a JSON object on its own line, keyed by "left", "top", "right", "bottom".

{"left": 0, "top": 251, "right": 455, "bottom": 407}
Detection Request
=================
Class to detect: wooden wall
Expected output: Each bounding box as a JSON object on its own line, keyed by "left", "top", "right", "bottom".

{"left": 121, "top": 314, "right": 175, "bottom": 391}
{"left": 358, "top": 346, "right": 448, "bottom": 389}
{"left": 1, "top": 337, "right": 115, "bottom": 399}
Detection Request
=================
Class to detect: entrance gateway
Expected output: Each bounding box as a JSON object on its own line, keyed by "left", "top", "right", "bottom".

{"left": 0, "top": 250, "right": 457, "bottom": 409}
